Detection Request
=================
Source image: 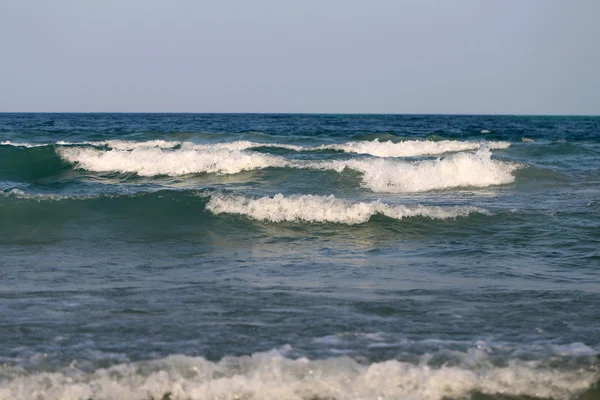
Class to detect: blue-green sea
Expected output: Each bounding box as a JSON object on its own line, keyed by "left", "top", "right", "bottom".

{"left": 1, "top": 113, "right": 599, "bottom": 400}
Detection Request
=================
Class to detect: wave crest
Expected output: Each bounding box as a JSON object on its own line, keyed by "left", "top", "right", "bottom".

{"left": 57, "top": 146, "right": 287, "bottom": 176}
{"left": 7, "top": 138, "right": 510, "bottom": 158}
{"left": 0, "top": 140, "right": 46, "bottom": 148}
{"left": 206, "top": 194, "right": 486, "bottom": 224}
{"left": 308, "top": 148, "right": 519, "bottom": 193}
{"left": 92, "top": 139, "right": 510, "bottom": 158}
{"left": 0, "top": 349, "right": 596, "bottom": 400}
{"left": 56, "top": 143, "right": 519, "bottom": 192}
{"left": 322, "top": 139, "right": 510, "bottom": 157}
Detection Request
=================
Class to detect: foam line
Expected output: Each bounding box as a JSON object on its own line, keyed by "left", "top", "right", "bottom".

{"left": 320, "top": 139, "right": 510, "bottom": 157}
{"left": 0, "top": 349, "right": 596, "bottom": 400}
{"left": 303, "top": 148, "right": 519, "bottom": 192}
{"left": 93, "top": 138, "right": 510, "bottom": 157}
{"left": 206, "top": 193, "right": 486, "bottom": 224}
{"left": 57, "top": 146, "right": 287, "bottom": 176}
{"left": 57, "top": 144, "right": 519, "bottom": 192}
{"left": 0, "top": 141, "right": 46, "bottom": 148}
{"left": 8, "top": 138, "right": 511, "bottom": 159}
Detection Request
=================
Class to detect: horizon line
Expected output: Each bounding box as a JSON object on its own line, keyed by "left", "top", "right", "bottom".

{"left": 0, "top": 111, "right": 598, "bottom": 117}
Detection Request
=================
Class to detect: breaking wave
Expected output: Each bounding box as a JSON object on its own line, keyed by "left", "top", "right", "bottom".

{"left": 321, "top": 139, "right": 510, "bottom": 157}
{"left": 0, "top": 348, "right": 597, "bottom": 400}
{"left": 0, "top": 188, "right": 69, "bottom": 201}
{"left": 304, "top": 148, "right": 520, "bottom": 193}
{"left": 206, "top": 193, "right": 487, "bottom": 224}
{"left": 95, "top": 138, "right": 509, "bottom": 158}
{"left": 0, "top": 140, "right": 47, "bottom": 148}
{"left": 56, "top": 141, "right": 519, "bottom": 192}
{"left": 56, "top": 145, "right": 287, "bottom": 176}
{"left": 56, "top": 139, "right": 305, "bottom": 152}
{"left": 6, "top": 138, "right": 510, "bottom": 158}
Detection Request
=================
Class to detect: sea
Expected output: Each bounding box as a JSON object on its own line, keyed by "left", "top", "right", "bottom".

{"left": 0, "top": 113, "right": 599, "bottom": 400}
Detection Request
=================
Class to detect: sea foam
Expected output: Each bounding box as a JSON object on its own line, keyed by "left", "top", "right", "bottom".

{"left": 93, "top": 138, "right": 510, "bottom": 158}
{"left": 5, "top": 138, "right": 511, "bottom": 160}
{"left": 57, "top": 139, "right": 183, "bottom": 150}
{"left": 0, "top": 141, "right": 46, "bottom": 148}
{"left": 57, "top": 143, "right": 519, "bottom": 192}
{"left": 206, "top": 194, "right": 486, "bottom": 224}
{"left": 305, "top": 148, "right": 519, "bottom": 193}
{"left": 0, "top": 188, "right": 67, "bottom": 201}
{"left": 320, "top": 139, "right": 510, "bottom": 157}
{"left": 0, "top": 349, "right": 596, "bottom": 400}
{"left": 54, "top": 138, "right": 509, "bottom": 158}
{"left": 57, "top": 139, "right": 305, "bottom": 152}
{"left": 57, "top": 145, "right": 287, "bottom": 176}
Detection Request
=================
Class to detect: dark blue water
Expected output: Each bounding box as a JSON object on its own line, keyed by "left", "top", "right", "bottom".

{"left": 1, "top": 114, "right": 599, "bottom": 400}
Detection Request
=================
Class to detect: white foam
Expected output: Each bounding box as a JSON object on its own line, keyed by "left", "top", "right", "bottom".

{"left": 54, "top": 139, "right": 510, "bottom": 158}
{"left": 57, "top": 144, "right": 519, "bottom": 191}
{"left": 5, "top": 138, "right": 511, "bottom": 163}
{"left": 304, "top": 148, "right": 519, "bottom": 193}
{"left": 57, "top": 146, "right": 287, "bottom": 176}
{"left": 0, "top": 188, "right": 67, "bottom": 201}
{"left": 0, "top": 189, "right": 123, "bottom": 202}
{"left": 0, "top": 349, "right": 596, "bottom": 400}
{"left": 0, "top": 141, "right": 46, "bottom": 148}
{"left": 187, "top": 141, "right": 304, "bottom": 152}
{"left": 56, "top": 139, "right": 182, "bottom": 150}
{"left": 1, "top": 188, "right": 27, "bottom": 197}
{"left": 206, "top": 194, "right": 486, "bottom": 224}
{"left": 57, "top": 139, "right": 305, "bottom": 152}
{"left": 550, "top": 342, "right": 598, "bottom": 356}
{"left": 320, "top": 139, "right": 510, "bottom": 158}
{"left": 124, "top": 139, "right": 509, "bottom": 158}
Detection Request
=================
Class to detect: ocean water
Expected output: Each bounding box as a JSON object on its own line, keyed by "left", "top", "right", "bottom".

{"left": 0, "top": 113, "right": 599, "bottom": 400}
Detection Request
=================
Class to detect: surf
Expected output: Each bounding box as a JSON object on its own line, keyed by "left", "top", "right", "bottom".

{"left": 55, "top": 143, "right": 520, "bottom": 192}
{"left": 206, "top": 193, "right": 487, "bottom": 224}
{"left": 301, "top": 148, "right": 520, "bottom": 193}
{"left": 56, "top": 145, "right": 288, "bottom": 176}
{"left": 0, "top": 348, "right": 597, "bottom": 400}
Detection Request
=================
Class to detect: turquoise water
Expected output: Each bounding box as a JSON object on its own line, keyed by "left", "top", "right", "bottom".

{"left": 1, "top": 113, "right": 599, "bottom": 399}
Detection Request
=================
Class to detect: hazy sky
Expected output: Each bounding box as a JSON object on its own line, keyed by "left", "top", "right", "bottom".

{"left": 1, "top": 0, "right": 599, "bottom": 114}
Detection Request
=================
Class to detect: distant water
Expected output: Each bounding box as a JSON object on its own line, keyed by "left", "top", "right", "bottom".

{"left": 1, "top": 113, "right": 599, "bottom": 400}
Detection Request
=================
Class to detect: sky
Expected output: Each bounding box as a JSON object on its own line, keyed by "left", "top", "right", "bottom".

{"left": 1, "top": 0, "right": 599, "bottom": 114}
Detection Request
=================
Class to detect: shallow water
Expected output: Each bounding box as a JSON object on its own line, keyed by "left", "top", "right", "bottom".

{"left": 1, "top": 113, "right": 599, "bottom": 399}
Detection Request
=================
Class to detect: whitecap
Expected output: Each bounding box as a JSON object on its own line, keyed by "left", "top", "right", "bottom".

{"left": 0, "top": 349, "right": 596, "bottom": 400}
{"left": 303, "top": 148, "right": 520, "bottom": 193}
{"left": 56, "top": 139, "right": 510, "bottom": 158}
{"left": 57, "top": 146, "right": 287, "bottom": 176}
{"left": 206, "top": 193, "right": 487, "bottom": 224}
{"left": 0, "top": 141, "right": 47, "bottom": 148}
{"left": 58, "top": 144, "right": 519, "bottom": 192}
{"left": 319, "top": 139, "right": 510, "bottom": 157}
